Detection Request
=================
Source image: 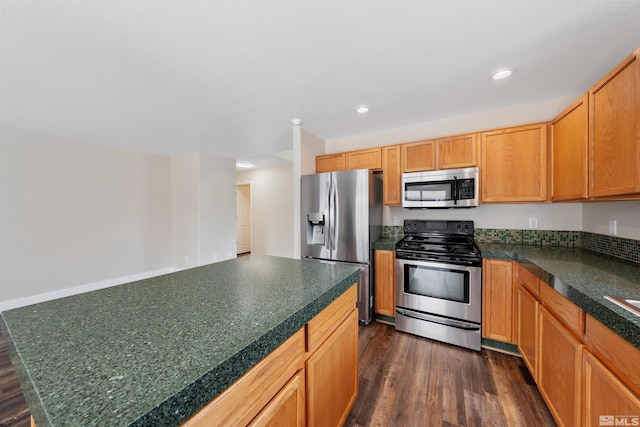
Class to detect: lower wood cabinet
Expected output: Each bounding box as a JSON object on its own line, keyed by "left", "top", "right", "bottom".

{"left": 538, "top": 305, "right": 583, "bottom": 427}
{"left": 306, "top": 308, "right": 358, "bottom": 427}
{"left": 482, "top": 259, "right": 516, "bottom": 343}
{"left": 508, "top": 263, "right": 640, "bottom": 427}
{"left": 517, "top": 284, "right": 539, "bottom": 378}
{"left": 249, "top": 370, "right": 306, "bottom": 427}
{"left": 374, "top": 249, "right": 396, "bottom": 317}
{"left": 582, "top": 352, "right": 640, "bottom": 427}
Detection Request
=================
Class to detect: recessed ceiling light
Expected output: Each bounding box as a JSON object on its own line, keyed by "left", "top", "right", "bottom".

{"left": 236, "top": 162, "right": 255, "bottom": 168}
{"left": 291, "top": 118, "right": 302, "bottom": 125}
{"left": 355, "top": 105, "right": 369, "bottom": 114}
{"left": 491, "top": 69, "right": 515, "bottom": 81}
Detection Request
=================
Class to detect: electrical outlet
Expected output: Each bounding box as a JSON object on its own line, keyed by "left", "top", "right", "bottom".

{"left": 393, "top": 216, "right": 399, "bottom": 226}
{"left": 609, "top": 220, "right": 617, "bottom": 235}
{"left": 184, "top": 255, "right": 189, "bottom": 263}
{"left": 528, "top": 217, "right": 539, "bottom": 229}
{"left": 213, "top": 254, "right": 218, "bottom": 262}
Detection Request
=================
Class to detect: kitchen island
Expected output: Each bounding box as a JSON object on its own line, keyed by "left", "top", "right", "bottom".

{"left": 0, "top": 255, "right": 360, "bottom": 426}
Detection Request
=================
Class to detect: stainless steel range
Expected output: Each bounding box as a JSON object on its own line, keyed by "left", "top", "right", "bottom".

{"left": 395, "top": 219, "right": 482, "bottom": 351}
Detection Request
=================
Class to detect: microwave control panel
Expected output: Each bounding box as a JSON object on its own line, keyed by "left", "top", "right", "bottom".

{"left": 458, "top": 179, "right": 475, "bottom": 199}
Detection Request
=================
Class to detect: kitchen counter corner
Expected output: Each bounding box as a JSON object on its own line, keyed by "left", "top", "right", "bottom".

{"left": 0, "top": 255, "right": 360, "bottom": 427}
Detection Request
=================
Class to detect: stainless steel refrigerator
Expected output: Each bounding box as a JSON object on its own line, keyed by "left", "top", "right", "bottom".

{"left": 301, "top": 169, "right": 382, "bottom": 323}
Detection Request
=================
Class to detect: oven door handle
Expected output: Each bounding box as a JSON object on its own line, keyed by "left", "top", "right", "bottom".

{"left": 396, "top": 308, "right": 480, "bottom": 331}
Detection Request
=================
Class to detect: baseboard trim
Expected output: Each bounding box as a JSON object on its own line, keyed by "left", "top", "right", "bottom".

{"left": 0, "top": 267, "right": 177, "bottom": 312}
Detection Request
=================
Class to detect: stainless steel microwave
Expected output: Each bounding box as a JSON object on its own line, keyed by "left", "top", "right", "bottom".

{"left": 402, "top": 167, "right": 479, "bottom": 208}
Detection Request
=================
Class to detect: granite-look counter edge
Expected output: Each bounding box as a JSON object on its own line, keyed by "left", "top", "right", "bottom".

{"left": 372, "top": 237, "right": 402, "bottom": 251}
{"left": 0, "top": 255, "right": 361, "bottom": 427}
{"left": 479, "top": 243, "right": 640, "bottom": 350}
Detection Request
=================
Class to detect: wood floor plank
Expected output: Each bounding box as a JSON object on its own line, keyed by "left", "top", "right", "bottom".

{"left": 0, "top": 330, "right": 30, "bottom": 427}
{"left": 348, "top": 321, "right": 557, "bottom": 427}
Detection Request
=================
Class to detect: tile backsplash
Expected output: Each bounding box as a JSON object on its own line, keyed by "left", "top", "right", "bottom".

{"left": 474, "top": 229, "right": 581, "bottom": 247}
{"left": 383, "top": 226, "right": 640, "bottom": 264}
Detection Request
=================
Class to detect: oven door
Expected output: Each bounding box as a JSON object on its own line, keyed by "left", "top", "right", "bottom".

{"left": 395, "top": 258, "right": 481, "bottom": 323}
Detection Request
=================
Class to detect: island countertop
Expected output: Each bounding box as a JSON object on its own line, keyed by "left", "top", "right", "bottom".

{"left": 0, "top": 255, "right": 360, "bottom": 427}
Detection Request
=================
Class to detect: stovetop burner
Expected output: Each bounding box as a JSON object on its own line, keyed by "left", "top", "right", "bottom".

{"left": 396, "top": 220, "right": 481, "bottom": 265}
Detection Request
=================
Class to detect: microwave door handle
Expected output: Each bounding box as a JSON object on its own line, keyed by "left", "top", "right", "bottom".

{"left": 453, "top": 176, "right": 459, "bottom": 205}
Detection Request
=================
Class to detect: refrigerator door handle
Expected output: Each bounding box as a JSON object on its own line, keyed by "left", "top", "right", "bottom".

{"left": 328, "top": 173, "right": 335, "bottom": 253}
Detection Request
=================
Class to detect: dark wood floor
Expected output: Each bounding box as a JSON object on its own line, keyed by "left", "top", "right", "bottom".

{"left": 346, "top": 321, "right": 556, "bottom": 427}
{"left": 0, "top": 330, "right": 30, "bottom": 427}
{"left": 0, "top": 322, "right": 556, "bottom": 427}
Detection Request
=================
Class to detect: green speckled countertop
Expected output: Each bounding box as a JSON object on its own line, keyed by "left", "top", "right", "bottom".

{"left": 372, "top": 237, "right": 401, "bottom": 251}
{"left": 480, "top": 244, "right": 640, "bottom": 349}
{"left": 0, "top": 255, "right": 360, "bottom": 427}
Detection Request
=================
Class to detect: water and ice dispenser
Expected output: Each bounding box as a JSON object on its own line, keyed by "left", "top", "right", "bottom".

{"left": 306, "top": 212, "right": 326, "bottom": 245}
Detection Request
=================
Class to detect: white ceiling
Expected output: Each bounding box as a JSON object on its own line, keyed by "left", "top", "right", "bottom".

{"left": 1, "top": 1, "right": 640, "bottom": 168}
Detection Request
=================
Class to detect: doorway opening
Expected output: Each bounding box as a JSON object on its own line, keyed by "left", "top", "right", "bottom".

{"left": 236, "top": 183, "right": 252, "bottom": 255}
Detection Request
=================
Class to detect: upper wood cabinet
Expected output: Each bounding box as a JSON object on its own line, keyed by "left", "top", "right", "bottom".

{"left": 482, "top": 259, "right": 516, "bottom": 344}
{"left": 480, "top": 123, "right": 548, "bottom": 203}
{"left": 551, "top": 94, "right": 589, "bottom": 201}
{"left": 401, "top": 139, "right": 436, "bottom": 172}
{"left": 589, "top": 48, "right": 640, "bottom": 198}
{"left": 400, "top": 134, "right": 477, "bottom": 173}
{"left": 437, "top": 133, "right": 478, "bottom": 170}
{"left": 346, "top": 147, "right": 382, "bottom": 170}
{"left": 382, "top": 145, "right": 402, "bottom": 205}
{"left": 316, "top": 153, "right": 345, "bottom": 173}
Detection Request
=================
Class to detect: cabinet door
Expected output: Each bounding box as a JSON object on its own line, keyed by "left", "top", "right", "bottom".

{"left": 584, "top": 314, "right": 640, "bottom": 397}
{"left": 184, "top": 329, "right": 305, "bottom": 427}
{"left": 401, "top": 140, "right": 436, "bottom": 172}
{"left": 437, "top": 133, "right": 478, "bottom": 169}
{"left": 538, "top": 306, "right": 583, "bottom": 427}
{"left": 316, "top": 153, "right": 345, "bottom": 173}
{"left": 551, "top": 94, "right": 589, "bottom": 201}
{"left": 481, "top": 259, "right": 515, "bottom": 344}
{"left": 382, "top": 145, "right": 401, "bottom": 205}
{"left": 346, "top": 148, "right": 382, "bottom": 170}
{"left": 249, "top": 370, "right": 305, "bottom": 427}
{"left": 518, "top": 285, "right": 539, "bottom": 379}
{"left": 583, "top": 352, "right": 640, "bottom": 427}
{"left": 589, "top": 48, "right": 640, "bottom": 197}
{"left": 480, "top": 123, "right": 548, "bottom": 203}
{"left": 306, "top": 309, "right": 358, "bottom": 427}
{"left": 374, "top": 250, "right": 395, "bottom": 317}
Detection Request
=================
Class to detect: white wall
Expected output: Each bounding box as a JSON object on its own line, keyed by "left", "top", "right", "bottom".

{"left": 325, "top": 95, "right": 577, "bottom": 153}
{"left": 583, "top": 201, "right": 640, "bottom": 240}
{"left": 237, "top": 165, "right": 295, "bottom": 258}
{"left": 172, "top": 152, "right": 201, "bottom": 268}
{"left": 387, "top": 203, "right": 582, "bottom": 231}
{"left": 199, "top": 151, "right": 237, "bottom": 263}
{"left": 172, "top": 151, "right": 237, "bottom": 268}
{"left": 0, "top": 126, "right": 173, "bottom": 305}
